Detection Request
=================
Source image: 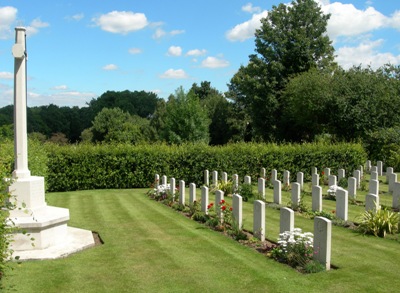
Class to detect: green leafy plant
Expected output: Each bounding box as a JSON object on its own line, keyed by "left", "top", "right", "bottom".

{"left": 0, "top": 165, "right": 16, "bottom": 283}
{"left": 306, "top": 210, "right": 336, "bottom": 221}
{"left": 211, "top": 180, "right": 234, "bottom": 195}
{"left": 357, "top": 203, "right": 399, "bottom": 238}
{"left": 237, "top": 183, "right": 254, "bottom": 202}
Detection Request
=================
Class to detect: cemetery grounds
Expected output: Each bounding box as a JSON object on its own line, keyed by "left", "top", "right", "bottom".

{"left": 2, "top": 173, "right": 400, "bottom": 293}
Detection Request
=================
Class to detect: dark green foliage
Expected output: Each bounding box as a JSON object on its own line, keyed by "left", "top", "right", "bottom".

{"left": 88, "top": 90, "right": 160, "bottom": 119}
{"left": 227, "top": 0, "right": 336, "bottom": 141}
{"left": 42, "top": 142, "right": 366, "bottom": 192}
{"left": 364, "top": 127, "right": 400, "bottom": 170}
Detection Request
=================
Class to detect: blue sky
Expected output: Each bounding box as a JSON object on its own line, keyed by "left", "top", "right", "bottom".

{"left": 0, "top": 0, "right": 399, "bottom": 107}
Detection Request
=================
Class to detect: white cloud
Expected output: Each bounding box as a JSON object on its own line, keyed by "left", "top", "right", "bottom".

{"left": 388, "top": 10, "right": 400, "bottom": 29}
{"left": 128, "top": 48, "right": 142, "bottom": 54}
{"left": 93, "top": 11, "right": 148, "bottom": 34}
{"left": 102, "top": 64, "right": 118, "bottom": 70}
{"left": 226, "top": 10, "right": 268, "bottom": 42}
{"left": 159, "top": 69, "right": 188, "bottom": 79}
{"left": 153, "top": 28, "right": 166, "bottom": 39}
{"left": 167, "top": 46, "right": 182, "bottom": 56}
{"left": 26, "top": 18, "right": 50, "bottom": 37}
{"left": 152, "top": 28, "right": 184, "bottom": 40}
{"left": 51, "top": 85, "right": 68, "bottom": 90}
{"left": 0, "top": 72, "right": 13, "bottom": 79}
{"left": 186, "top": 49, "right": 207, "bottom": 56}
{"left": 322, "top": 3, "right": 387, "bottom": 40}
{"left": 201, "top": 56, "right": 230, "bottom": 68}
{"left": 65, "top": 13, "right": 84, "bottom": 21}
{"left": 0, "top": 6, "right": 17, "bottom": 39}
{"left": 170, "top": 30, "right": 185, "bottom": 36}
{"left": 242, "top": 3, "right": 261, "bottom": 14}
{"left": 27, "top": 91, "right": 95, "bottom": 107}
{"left": 336, "top": 39, "right": 400, "bottom": 69}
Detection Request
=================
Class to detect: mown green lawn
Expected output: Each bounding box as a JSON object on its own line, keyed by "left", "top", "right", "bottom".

{"left": 3, "top": 179, "right": 400, "bottom": 292}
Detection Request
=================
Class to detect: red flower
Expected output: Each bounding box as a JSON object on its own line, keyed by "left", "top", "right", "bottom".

{"left": 321, "top": 171, "right": 325, "bottom": 176}
{"left": 229, "top": 207, "right": 233, "bottom": 211}
{"left": 332, "top": 210, "right": 335, "bottom": 214}
{"left": 207, "top": 204, "right": 211, "bottom": 209}
{"left": 221, "top": 206, "right": 226, "bottom": 211}
{"left": 210, "top": 203, "right": 214, "bottom": 206}
{"left": 220, "top": 199, "right": 225, "bottom": 204}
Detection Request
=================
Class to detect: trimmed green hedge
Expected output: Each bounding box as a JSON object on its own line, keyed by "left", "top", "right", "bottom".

{"left": 43, "top": 142, "right": 367, "bottom": 192}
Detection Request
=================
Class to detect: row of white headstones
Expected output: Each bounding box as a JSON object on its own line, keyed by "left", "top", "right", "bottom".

{"left": 154, "top": 161, "right": 398, "bottom": 270}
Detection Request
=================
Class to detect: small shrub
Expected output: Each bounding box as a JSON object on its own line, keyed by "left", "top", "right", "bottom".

{"left": 357, "top": 203, "right": 399, "bottom": 238}
{"left": 237, "top": 183, "right": 253, "bottom": 202}
{"left": 211, "top": 180, "right": 234, "bottom": 195}
{"left": 337, "top": 177, "right": 348, "bottom": 188}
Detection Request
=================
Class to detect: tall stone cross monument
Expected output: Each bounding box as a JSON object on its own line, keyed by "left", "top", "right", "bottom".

{"left": 8, "top": 27, "right": 94, "bottom": 260}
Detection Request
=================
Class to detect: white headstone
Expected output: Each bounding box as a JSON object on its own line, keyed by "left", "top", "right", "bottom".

{"left": 253, "top": 200, "right": 265, "bottom": 241}
{"left": 260, "top": 167, "right": 266, "bottom": 179}
{"left": 338, "top": 169, "right": 345, "bottom": 181}
{"left": 365, "top": 160, "right": 372, "bottom": 172}
{"left": 336, "top": 189, "right": 348, "bottom": 221}
{"left": 377, "top": 161, "right": 383, "bottom": 176}
{"left": 162, "top": 175, "right": 167, "bottom": 186}
{"left": 328, "top": 175, "right": 337, "bottom": 187}
{"left": 283, "top": 170, "right": 290, "bottom": 187}
{"left": 215, "top": 190, "right": 225, "bottom": 222}
{"left": 212, "top": 170, "right": 218, "bottom": 186}
{"left": 204, "top": 170, "right": 209, "bottom": 186}
{"left": 222, "top": 172, "right": 228, "bottom": 183}
{"left": 369, "top": 179, "right": 379, "bottom": 196}
{"left": 392, "top": 182, "right": 400, "bottom": 209}
{"left": 297, "top": 172, "right": 304, "bottom": 190}
{"left": 271, "top": 169, "right": 278, "bottom": 182}
{"left": 365, "top": 193, "right": 379, "bottom": 213}
{"left": 280, "top": 207, "right": 294, "bottom": 234}
{"left": 311, "top": 167, "right": 318, "bottom": 175}
{"left": 348, "top": 177, "right": 357, "bottom": 199}
{"left": 313, "top": 217, "right": 332, "bottom": 270}
{"left": 258, "top": 178, "right": 265, "bottom": 199}
{"left": 155, "top": 174, "right": 160, "bottom": 189}
{"left": 232, "top": 194, "right": 243, "bottom": 230}
{"left": 312, "top": 185, "right": 322, "bottom": 212}
{"left": 370, "top": 171, "right": 378, "bottom": 181}
{"left": 244, "top": 175, "right": 251, "bottom": 185}
{"left": 388, "top": 173, "right": 397, "bottom": 193}
{"left": 291, "top": 182, "right": 301, "bottom": 210}
{"left": 353, "top": 170, "right": 361, "bottom": 189}
{"left": 189, "top": 183, "right": 196, "bottom": 204}
{"left": 201, "top": 186, "right": 209, "bottom": 214}
{"left": 371, "top": 166, "right": 378, "bottom": 173}
{"left": 179, "top": 180, "right": 185, "bottom": 205}
{"left": 386, "top": 167, "right": 394, "bottom": 184}
{"left": 273, "top": 180, "right": 282, "bottom": 204}
{"left": 312, "top": 173, "right": 320, "bottom": 186}
{"left": 170, "top": 178, "right": 176, "bottom": 199}
{"left": 232, "top": 174, "right": 239, "bottom": 193}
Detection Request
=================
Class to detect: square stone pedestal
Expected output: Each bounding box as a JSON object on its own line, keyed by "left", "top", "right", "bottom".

{"left": 8, "top": 176, "right": 95, "bottom": 260}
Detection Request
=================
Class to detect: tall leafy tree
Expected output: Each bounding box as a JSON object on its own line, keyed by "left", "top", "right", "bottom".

{"left": 91, "top": 107, "right": 146, "bottom": 143}
{"left": 189, "top": 81, "right": 247, "bottom": 145}
{"left": 156, "top": 87, "right": 210, "bottom": 144}
{"left": 227, "top": 0, "right": 336, "bottom": 141}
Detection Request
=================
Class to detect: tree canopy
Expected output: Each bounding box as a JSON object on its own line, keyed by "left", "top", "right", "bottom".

{"left": 228, "top": 0, "right": 336, "bottom": 141}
